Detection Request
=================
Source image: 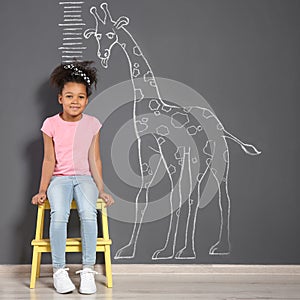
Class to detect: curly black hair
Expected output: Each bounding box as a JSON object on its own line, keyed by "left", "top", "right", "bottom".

{"left": 50, "top": 60, "right": 97, "bottom": 97}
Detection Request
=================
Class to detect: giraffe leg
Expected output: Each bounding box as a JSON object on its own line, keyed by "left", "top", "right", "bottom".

{"left": 114, "top": 135, "right": 162, "bottom": 259}
{"left": 114, "top": 189, "right": 146, "bottom": 259}
{"left": 152, "top": 144, "right": 184, "bottom": 260}
{"left": 175, "top": 162, "right": 211, "bottom": 259}
{"left": 209, "top": 176, "right": 231, "bottom": 255}
{"left": 209, "top": 150, "right": 231, "bottom": 255}
{"left": 151, "top": 166, "right": 183, "bottom": 259}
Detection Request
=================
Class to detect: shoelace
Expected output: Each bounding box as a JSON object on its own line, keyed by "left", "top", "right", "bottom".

{"left": 76, "top": 269, "right": 99, "bottom": 281}
{"left": 55, "top": 267, "right": 71, "bottom": 279}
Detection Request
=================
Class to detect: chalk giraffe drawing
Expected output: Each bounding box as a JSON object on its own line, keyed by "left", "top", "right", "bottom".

{"left": 84, "top": 3, "right": 261, "bottom": 259}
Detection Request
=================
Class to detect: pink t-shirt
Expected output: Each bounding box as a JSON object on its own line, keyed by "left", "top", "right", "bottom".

{"left": 41, "top": 113, "right": 102, "bottom": 176}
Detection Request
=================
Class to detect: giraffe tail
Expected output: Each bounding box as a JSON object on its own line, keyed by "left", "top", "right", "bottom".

{"left": 223, "top": 129, "right": 261, "bottom": 155}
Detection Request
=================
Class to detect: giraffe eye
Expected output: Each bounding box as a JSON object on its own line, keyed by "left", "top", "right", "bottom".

{"left": 106, "top": 32, "right": 115, "bottom": 39}
{"left": 96, "top": 33, "right": 102, "bottom": 40}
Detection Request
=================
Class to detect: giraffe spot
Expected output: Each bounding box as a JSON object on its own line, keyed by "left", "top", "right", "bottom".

{"left": 197, "top": 173, "right": 204, "bottom": 182}
{"left": 217, "top": 122, "right": 224, "bottom": 130}
{"left": 171, "top": 112, "right": 189, "bottom": 128}
{"left": 141, "top": 117, "right": 148, "bottom": 123}
{"left": 134, "top": 62, "right": 139, "bottom": 68}
{"left": 157, "top": 137, "right": 165, "bottom": 145}
{"left": 142, "top": 163, "right": 152, "bottom": 175}
{"left": 187, "top": 125, "right": 198, "bottom": 136}
{"left": 192, "top": 157, "right": 198, "bottom": 164}
{"left": 142, "top": 162, "right": 149, "bottom": 172}
{"left": 197, "top": 125, "right": 203, "bottom": 131}
{"left": 203, "top": 140, "right": 215, "bottom": 157}
{"left": 135, "top": 89, "right": 144, "bottom": 102}
{"left": 203, "top": 108, "right": 214, "bottom": 119}
{"left": 149, "top": 80, "right": 156, "bottom": 87}
{"left": 175, "top": 146, "right": 185, "bottom": 159}
{"left": 156, "top": 125, "right": 169, "bottom": 136}
{"left": 133, "top": 68, "right": 140, "bottom": 78}
{"left": 168, "top": 164, "right": 176, "bottom": 175}
{"left": 162, "top": 105, "right": 172, "bottom": 112}
{"left": 154, "top": 111, "right": 160, "bottom": 116}
{"left": 133, "top": 45, "right": 142, "bottom": 56}
{"left": 149, "top": 99, "right": 160, "bottom": 111}
{"left": 120, "top": 43, "right": 126, "bottom": 49}
{"left": 178, "top": 159, "right": 184, "bottom": 166}
{"left": 143, "top": 71, "right": 153, "bottom": 82}
{"left": 135, "top": 120, "right": 148, "bottom": 133}
{"left": 223, "top": 150, "right": 229, "bottom": 163}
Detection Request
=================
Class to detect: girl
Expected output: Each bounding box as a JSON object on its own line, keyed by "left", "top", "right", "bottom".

{"left": 32, "top": 61, "right": 114, "bottom": 294}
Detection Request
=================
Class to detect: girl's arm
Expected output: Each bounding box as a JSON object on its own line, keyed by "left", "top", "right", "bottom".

{"left": 89, "top": 131, "right": 114, "bottom": 207}
{"left": 32, "top": 133, "right": 56, "bottom": 205}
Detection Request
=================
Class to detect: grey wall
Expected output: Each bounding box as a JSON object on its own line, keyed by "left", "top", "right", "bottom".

{"left": 1, "top": 0, "right": 300, "bottom": 264}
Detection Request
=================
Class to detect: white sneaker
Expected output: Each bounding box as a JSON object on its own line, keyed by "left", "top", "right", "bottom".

{"left": 53, "top": 268, "right": 75, "bottom": 294}
{"left": 76, "top": 268, "right": 98, "bottom": 294}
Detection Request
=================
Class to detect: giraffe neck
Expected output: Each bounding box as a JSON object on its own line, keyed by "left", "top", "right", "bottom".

{"left": 117, "top": 28, "right": 161, "bottom": 102}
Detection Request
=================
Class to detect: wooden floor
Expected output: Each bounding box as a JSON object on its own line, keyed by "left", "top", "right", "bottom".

{"left": 1, "top": 265, "right": 300, "bottom": 299}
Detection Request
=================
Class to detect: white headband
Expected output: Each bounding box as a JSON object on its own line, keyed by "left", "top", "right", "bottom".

{"left": 63, "top": 64, "right": 91, "bottom": 86}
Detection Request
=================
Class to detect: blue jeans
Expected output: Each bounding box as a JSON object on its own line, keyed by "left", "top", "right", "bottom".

{"left": 47, "top": 175, "right": 99, "bottom": 269}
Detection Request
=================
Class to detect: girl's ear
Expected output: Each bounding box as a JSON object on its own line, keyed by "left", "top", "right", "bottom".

{"left": 58, "top": 94, "right": 62, "bottom": 104}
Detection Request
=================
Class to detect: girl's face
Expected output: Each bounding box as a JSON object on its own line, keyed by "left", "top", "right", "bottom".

{"left": 58, "top": 82, "right": 88, "bottom": 121}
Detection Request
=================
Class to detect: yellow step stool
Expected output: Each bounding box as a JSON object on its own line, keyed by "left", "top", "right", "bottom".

{"left": 30, "top": 198, "right": 112, "bottom": 289}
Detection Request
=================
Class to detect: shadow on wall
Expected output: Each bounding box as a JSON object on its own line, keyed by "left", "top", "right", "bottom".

{"left": 15, "top": 80, "right": 60, "bottom": 264}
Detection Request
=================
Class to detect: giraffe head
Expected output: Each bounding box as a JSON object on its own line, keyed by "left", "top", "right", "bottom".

{"left": 84, "top": 3, "right": 129, "bottom": 68}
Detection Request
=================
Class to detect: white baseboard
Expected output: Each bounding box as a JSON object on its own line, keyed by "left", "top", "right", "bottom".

{"left": 1, "top": 264, "right": 300, "bottom": 275}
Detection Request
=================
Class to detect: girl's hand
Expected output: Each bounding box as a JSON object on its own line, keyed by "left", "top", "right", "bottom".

{"left": 99, "top": 192, "right": 114, "bottom": 207}
{"left": 32, "top": 192, "right": 47, "bottom": 205}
